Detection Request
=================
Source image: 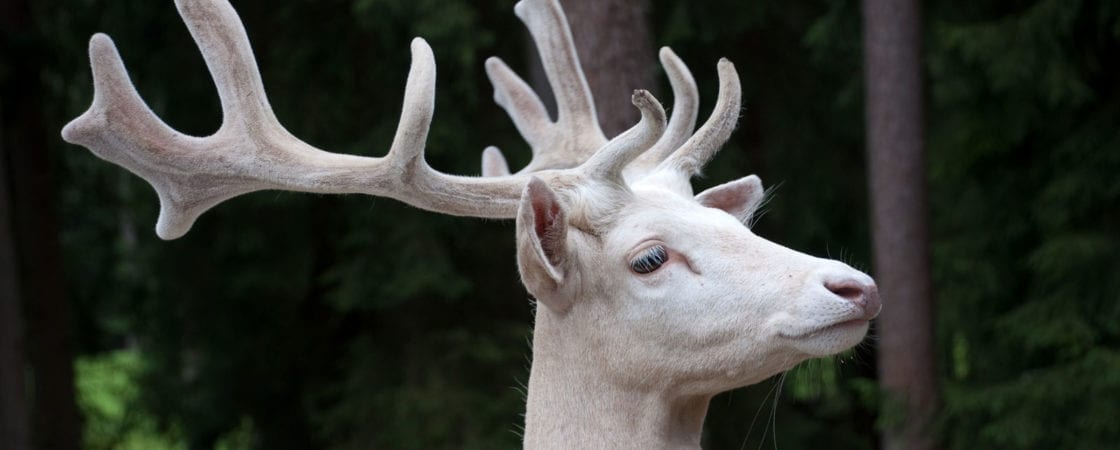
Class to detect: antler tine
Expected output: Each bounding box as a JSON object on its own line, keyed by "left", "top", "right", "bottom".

{"left": 175, "top": 0, "right": 277, "bottom": 131}
{"left": 480, "top": 0, "right": 612, "bottom": 175}
{"left": 582, "top": 90, "right": 667, "bottom": 181}
{"left": 514, "top": 0, "right": 604, "bottom": 143}
{"left": 657, "top": 58, "right": 742, "bottom": 178}
{"left": 485, "top": 58, "right": 552, "bottom": 152}
{"left": 627, "top": 47, "right": 701, "bottom": 177}
{"left": 481, "top": 146, "right": 512, "bottom": 177}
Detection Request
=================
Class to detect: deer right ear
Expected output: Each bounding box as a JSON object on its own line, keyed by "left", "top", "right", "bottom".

{"left": 516, "top": 177, "right": 572, "bottom": 312}
{"left": 695, "top": 175, "right": 765, "bottom": 225}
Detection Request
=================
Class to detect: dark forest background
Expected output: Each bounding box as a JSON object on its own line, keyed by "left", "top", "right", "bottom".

{"left": 2, "top": 0, "right": 1118, "bottom": 449}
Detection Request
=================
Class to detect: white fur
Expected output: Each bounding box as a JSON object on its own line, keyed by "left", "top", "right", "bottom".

{"left": 517, "top": 180, "right": 878, "bottom": 449}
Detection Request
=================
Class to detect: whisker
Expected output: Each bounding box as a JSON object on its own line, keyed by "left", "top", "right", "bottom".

{"left": 771, "top": 373, "right": 788, "bottom": 450}
{"left": 748, "top": 181, "right": 782, "bottom": 229}
{"left": 740, "top": 376, "right": 782, "bottom": 450}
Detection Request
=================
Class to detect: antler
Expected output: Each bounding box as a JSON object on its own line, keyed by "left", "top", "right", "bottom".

{"left": 62, "top": 0, "right": 737, "bottom": 239}
{"left": 482, "top": 0, "right": 742, "bottom": 191}
{"left": 62, "top": 0, "right": 530, "bottom": 239}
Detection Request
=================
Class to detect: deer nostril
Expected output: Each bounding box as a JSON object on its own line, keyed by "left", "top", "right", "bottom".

{"left": 825, "top": 281, "right": 866, "bottom": 307}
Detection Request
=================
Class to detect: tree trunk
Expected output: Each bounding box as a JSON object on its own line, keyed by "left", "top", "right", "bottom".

{"left": 1, "top": 1, "right": 83, "bottom": 448}
{"left": 531, "top": 0, "right": 656, "bottom": 138}
{"left": 861, "top": 0, "right": 939, "bottom": 449}
{"left": 0, "top": 123, "right": 31, "bottom": 450}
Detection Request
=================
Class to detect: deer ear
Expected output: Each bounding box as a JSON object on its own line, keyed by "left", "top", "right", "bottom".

{"left": 695, "top": 175, "right": 765, "bottom": 224}
{"left": 516, "top": 177, "right": 571, "bottom": 311}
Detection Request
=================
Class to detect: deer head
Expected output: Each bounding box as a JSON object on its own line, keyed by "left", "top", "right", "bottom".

{"left": 62, "top": 0, "right": 879, "bottom": 448}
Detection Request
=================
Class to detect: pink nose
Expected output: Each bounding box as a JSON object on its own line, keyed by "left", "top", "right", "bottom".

{"left": 825, "top": 280, "right": 881, "bottom": 320}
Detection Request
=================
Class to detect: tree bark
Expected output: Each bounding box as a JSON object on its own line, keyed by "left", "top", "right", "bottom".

{"left": 861, "top": 0, "right": 939, "bottom": 449}
{"left": 532, "top": 0, "right": 656, "bottom": 138}
{"left": 0, "top": 121, "right": 31, "bottom": 450}
{"left": 1, "top": 1, "right": 83, "bottom": 448}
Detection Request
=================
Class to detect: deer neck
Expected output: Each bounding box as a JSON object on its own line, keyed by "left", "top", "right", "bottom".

{"left": 523, "top": 308, "right": 711, "bottom": 450}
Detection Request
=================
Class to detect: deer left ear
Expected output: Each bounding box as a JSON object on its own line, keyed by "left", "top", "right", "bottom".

{"left": 516, "top": 177, "right": 572, "bottom": 312}
{"left": 695, "top": 175, "right": 765, "bottom": 224}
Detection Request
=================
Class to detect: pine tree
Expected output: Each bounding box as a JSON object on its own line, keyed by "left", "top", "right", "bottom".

{"left": 928, "top": 0, "right": 1120, "bottom": 448}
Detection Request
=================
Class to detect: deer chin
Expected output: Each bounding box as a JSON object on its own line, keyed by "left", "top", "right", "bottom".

{"left": 777, "top": 313, "right": 872, "bottom": 357}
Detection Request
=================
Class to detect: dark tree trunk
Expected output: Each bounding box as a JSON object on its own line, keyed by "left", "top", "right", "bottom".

{"left": 532, "top": 0, "right": 656, "bottom": 138}
{"left": 861, "top": 0, "right": 940, "bottom": 449}
{"left": 1, "top": 1, "right": 83, "bottom": 448}
{"left": 0, "top": 126, "right": 31, "bottom": 450}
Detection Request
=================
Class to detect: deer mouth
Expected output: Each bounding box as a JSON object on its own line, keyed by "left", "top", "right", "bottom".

{"left": 780, "top": 317, "right": 870, "bottom": 340}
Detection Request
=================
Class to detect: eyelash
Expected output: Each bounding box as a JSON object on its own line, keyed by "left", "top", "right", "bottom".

{"left": 630, "top": 245, "right": 668, "bottom": 274}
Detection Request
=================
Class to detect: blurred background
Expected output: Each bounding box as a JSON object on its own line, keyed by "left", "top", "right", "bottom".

{"left": 1, "top": 0, "right": 1117, "bottom": 449}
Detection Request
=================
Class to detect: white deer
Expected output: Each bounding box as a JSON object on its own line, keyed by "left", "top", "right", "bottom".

{"left": 62, "top": 0, "right": 880, "bottom": 448}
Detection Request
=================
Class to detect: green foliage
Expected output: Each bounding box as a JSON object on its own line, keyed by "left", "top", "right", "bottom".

{"left": 76, "top": 350, "right": 255, "bottom": 450}
{"left": 77, "top": 350, "right": 187, "bottom": 450}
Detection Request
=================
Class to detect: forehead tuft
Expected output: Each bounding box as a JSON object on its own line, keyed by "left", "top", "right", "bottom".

{"left": 616, "top": 188, "right": 746, "bottom": 235}
{"left": 552, "top": 182, "right": 631, "bottom": 235}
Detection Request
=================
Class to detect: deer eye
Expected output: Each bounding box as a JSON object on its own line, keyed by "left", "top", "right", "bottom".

{"left": 630, "top": 245, "right": 668, "bottom": 274}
